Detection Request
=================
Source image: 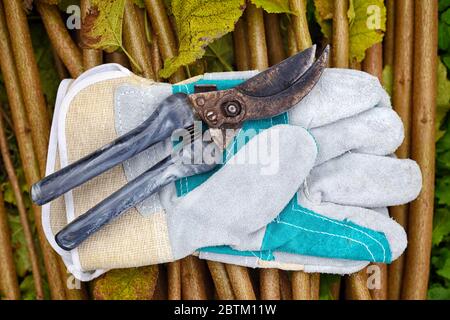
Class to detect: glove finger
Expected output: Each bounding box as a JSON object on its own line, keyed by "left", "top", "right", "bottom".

{"left": 289, "top": 68, "right": 391, "bottom": 128}
{"left": 307, "top": 153, "right": 422, "bottom": 208}
{"left": 297, "top": 192, "right": 407, "bottom": 262}
{"left": 198, "top": 206, "right": 393, "bottom": 274}
{"left": 312, "top": 107, "right": 404, "bottom": 165}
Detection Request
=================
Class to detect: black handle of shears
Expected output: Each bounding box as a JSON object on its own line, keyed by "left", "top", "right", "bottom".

{"left": 31, "top": 93, "right": 193, "bottom": 206}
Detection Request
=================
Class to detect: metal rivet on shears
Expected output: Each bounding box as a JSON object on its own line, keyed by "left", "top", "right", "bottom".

{"left": 196, "top": 97, "right": 205, "bottom": 106}
{"left": 205, "top": 111, "right": 218, "bottom": 124}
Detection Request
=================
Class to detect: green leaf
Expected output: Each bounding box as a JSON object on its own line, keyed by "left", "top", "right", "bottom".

{"left": 313, "top": 0, "right": 386, "bottom": 62}
{"left": 440, "top": 0, "right": 450, "bottom": 12}
{"left": 428, "top": 284, "right": 450, "bottom": 299}
{"left": 319, "top": 274, "right": 340, "bottom": 300}
{"left": 442, "top": 8, "right": 450, "bottom": 24}
{"left": 348, "top": 0, "right": 355, "bottom": 26}
{"left": 432, "top": 248, "right": 450, "bottom": 280}
{"left": 2, "top": 181, "right": 16, "bottom": 205}
{"left": 313, "top": 0, "right": 332, "bottom": 37}
{"left": 437, "top": 122, "right": 450, "bottom": 154}
{"left": 382, "top": 64, "right": 393, "bottom": 96}
{"left": 159, "top": 0, "right": 245, "bottom": 79}
{"left": 8, "top": 215, "right": 32, "bottom": 278}
{"left": 80, "top": 0, "right": 126, "bottom": 53}
{"left": 20, "top": 275, "right": 36, "bottom": 300}
{"left": 30, "top": 21, "right": 61, "bottom": 106}
{"left": 433, "top": 208, "right": 450, "bottom": 246}
{"left": 437, "top": 58, "right": 450, "bottom": 141}
{"left": 92, "top": 266, "right": 159, "bottom": 300}
{"left": 436, "top": 176, "right": 450, "bottom": 207}
{"left": 439, "top": 20, "right": 450, "bottom": 51}
{"left": 251, "top": 0, "right": 293, "bottom": 14}
{"left": 349, "top": 0, "right": 386, "bottom": 62}
{"left": 438, "top": 151, "right": 450, "bottom": 172}
{"left": 204, "top": 33, "right": 235, "bottom": 72}
{"left": 443, "top": 55, "right": 450, "bottom": 70}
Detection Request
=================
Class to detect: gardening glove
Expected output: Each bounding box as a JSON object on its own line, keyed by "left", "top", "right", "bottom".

{"left": 187, "top": 69, "right": 422, "bottom": 274}
{"left": 42, "top": 64, "right": 319, "bottom": 281}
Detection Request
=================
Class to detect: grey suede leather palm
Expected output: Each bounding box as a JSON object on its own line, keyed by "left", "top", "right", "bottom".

{"left": 114, "top": 83, "right": 172, "bottom": 216}
{"left": 160, "top": 125, "right": 318, "bottom": 260}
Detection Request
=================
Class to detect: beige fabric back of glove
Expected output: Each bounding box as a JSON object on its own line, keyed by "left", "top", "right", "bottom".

{"left": 44, "top": 68, "right": 174, "bottom": 280}
{"left": 43, "top": 66, "right": 309, "bottom": 281}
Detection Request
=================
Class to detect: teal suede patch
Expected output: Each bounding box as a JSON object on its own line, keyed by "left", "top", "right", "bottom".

{"left": 172, "top": 78, "right": 392, "bottom": 264}
{"left": 261, "top": 199, "right": 392, "bottom": 263}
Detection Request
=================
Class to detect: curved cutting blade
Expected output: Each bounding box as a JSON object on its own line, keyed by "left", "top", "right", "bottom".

{"left": 235, "top": 45, "right": 316, "bottom": 97}
{"left": 188, "top": 45, "right": 330, "bottom": 128}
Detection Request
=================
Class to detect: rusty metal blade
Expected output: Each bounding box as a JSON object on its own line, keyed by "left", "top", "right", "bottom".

{"left": 235, "top": 45, "right": 316, "bottom": 97}
{"left": 188, "top": 46, "right": 329, "bottom": 128}
{"left": 253, "top": 45, "right": 330, "bottom": 111}
{"left": 230, "top": 45, "right": 330, "bottom": 125}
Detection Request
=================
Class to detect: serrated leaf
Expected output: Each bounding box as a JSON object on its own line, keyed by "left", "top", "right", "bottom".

{"left": 92, "top": 266, "right": 159, "bottom": 300}
{"left": 313, "top": 0, "right": 386, "bottom": 62}
{"left": 159, "top": 0, "right": 245, "bottom": 79}
{"left": 251, "top": 0, "right": 293, "bottom": 14}
{"left": 80, "top": 0, "right": 126, "bottom": 53}
{"left": 437, "top": 58, "right": 450, "bottom": 140}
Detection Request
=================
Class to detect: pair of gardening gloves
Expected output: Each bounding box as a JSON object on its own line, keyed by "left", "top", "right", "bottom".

{"left": 42, "top": 63, "right": 422, "bottom": 281}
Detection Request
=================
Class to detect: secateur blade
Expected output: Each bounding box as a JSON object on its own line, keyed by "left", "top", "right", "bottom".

{"left": 236, "top": 45, "right": 317, "bottom": 97}
{"left": 188, "top": 45, "right": 330, "bottom": 128}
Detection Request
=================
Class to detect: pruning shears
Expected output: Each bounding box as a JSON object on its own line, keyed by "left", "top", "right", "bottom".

{"left": 31, "top": 45, "right": 329, "bottom": 251}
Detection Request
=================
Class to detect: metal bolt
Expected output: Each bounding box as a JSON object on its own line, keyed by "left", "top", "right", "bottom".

{"left": 223, "top": 101, "right": 241, "bottom": 117}
{"left": 227, "top": 104, "right": 238, "bottom": 114}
